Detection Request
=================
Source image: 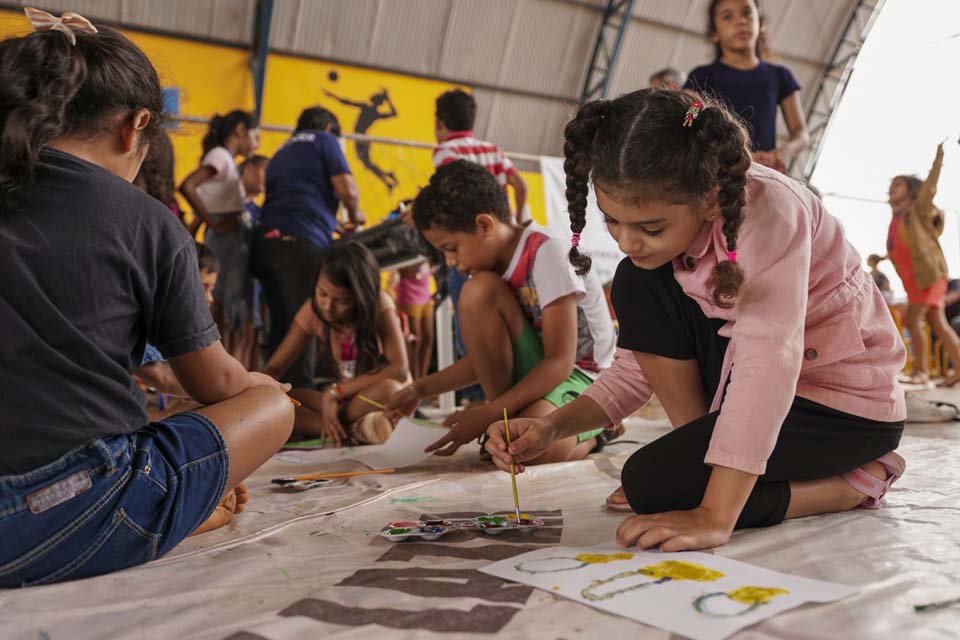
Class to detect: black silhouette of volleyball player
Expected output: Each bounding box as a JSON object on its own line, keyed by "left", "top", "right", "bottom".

{"left": 324, "top": 88, "right": 399, "bottom": 191}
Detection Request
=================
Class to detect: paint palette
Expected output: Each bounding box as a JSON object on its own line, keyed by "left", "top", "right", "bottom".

{"left": 379, "top": 515, "right": 544, "bottom": 542}
{"left": 380, "top": 521, "right": 452, "bottom": 542}
{"left": 275, "top": 479, "right": 332, "bottom": 491}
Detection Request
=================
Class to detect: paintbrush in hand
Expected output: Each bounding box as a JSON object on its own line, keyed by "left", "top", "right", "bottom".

{"left": 503, "top": 407, "right": 522, "bottom": 523}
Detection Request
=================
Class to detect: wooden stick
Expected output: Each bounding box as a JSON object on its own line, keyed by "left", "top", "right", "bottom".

{"left": 357, "top": 394, "right": 386, "bottom": 410}
{"left": 504, "top": 408, "right": 521, "bottom": 522}
{"left": 272, "top": 468, "right": 395, "bottom": 484}
{"left": 288, "top": 396, "right": 302, "bottom": 407}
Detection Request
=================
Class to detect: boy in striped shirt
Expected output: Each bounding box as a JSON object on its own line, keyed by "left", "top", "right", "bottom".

{"left": 433, "top": 89, "right": 527, "bottom": 223}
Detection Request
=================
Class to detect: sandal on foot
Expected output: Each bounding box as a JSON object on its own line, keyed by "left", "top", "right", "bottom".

{"left": 604, "top": 486, "right": 634, "bottom": 512}
{"left": 841, "top": 451, "right": 906, "bottom": 509}
{"left": 591, "top": 423, "right": 626, "bottom": 454}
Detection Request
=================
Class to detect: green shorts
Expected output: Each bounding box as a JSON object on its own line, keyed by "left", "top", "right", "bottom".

{"left": 512, "top": 321, "right": 604, "bottom": 443}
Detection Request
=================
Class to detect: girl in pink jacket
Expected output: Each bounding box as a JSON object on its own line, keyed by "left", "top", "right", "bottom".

{"left": 485, "top": 90, "right": 906, "bottom": 552}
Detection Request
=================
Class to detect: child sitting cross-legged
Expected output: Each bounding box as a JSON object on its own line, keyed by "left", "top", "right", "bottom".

{"left": 386, "top": 160, "right": 616, "bottom": 461}
{"left": 134, "top": 242, "right": 220, "bottom": 405}
{"left": 262, "top": 242, "right": 410, "bottom": 446}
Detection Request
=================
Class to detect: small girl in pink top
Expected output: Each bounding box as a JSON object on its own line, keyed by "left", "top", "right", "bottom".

{"left": 262, "top": 242, "right": 410, "bottom": 446}
{"left": 395, "top": 262, "right": 435, "bottom": 380}
{"left": 486, "top": 90, "right": 907, "bottom": 552}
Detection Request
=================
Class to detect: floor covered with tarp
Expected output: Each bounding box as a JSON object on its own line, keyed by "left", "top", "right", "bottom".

{"left": 2, "top": 390, "right": 959, "bottom": 640}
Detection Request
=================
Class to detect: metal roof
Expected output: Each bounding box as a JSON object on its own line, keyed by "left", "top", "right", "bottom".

{"left": 16, "top": 0, "right": 874, "bottom": 159}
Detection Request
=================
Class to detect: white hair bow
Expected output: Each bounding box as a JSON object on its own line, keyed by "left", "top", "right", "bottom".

{"left": 24, "top": 6, "right": 98, "bottom": 46}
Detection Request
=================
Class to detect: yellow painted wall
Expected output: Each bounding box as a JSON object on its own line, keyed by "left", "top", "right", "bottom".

{"left": 0, "top": 9, "right": 545, "bottom": 225}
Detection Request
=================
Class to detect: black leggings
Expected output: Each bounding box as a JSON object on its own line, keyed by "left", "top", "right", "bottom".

{"left": 611, "top": 260, "right": 904, "bottom": 528}
{"left": 250, "top": 232, "right": 327, "bottom": 387}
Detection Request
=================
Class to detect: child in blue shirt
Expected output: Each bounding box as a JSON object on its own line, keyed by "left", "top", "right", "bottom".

{"left": 684, "top": 0, "right": 809, "bottom": 172}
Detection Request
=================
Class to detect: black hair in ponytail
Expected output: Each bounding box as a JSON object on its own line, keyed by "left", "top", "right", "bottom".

{"left": 201, "top": 109, "right": 257, "bottom": 156}
{"left": 0, "top": 26, "right": 164, "bottom": 209}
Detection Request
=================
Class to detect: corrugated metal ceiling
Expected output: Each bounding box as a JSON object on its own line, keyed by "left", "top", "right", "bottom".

{"left": 15, "top": 0, "right": 865, "bottom": 157}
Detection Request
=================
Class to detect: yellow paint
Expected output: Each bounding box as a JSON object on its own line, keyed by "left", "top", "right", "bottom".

{"left": 640, "top": 560, "right": 725, "bottom": 583}
{"left": 726, "top": 586, "right": 789, "bottom": 605}
{"left": 552, "top": 586, "right": 561, "bottom": 591}
{"left": 0, "top": 10, "right": 545, "bottom": 226}
{"left": 574, "top": 553, "right": 634, "bottom": 564}
{"left": 506, "top": 513, "right": 533, "bottom": 521}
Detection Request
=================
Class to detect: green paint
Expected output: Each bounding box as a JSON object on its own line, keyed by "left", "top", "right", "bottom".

{"left": 391, "top": 496, "right": 432, "bottom": 504}
{"left": 282, "top": 437, "right": 328, "bottom": 449}
{"left": 388, "top": 527, "right": 413, "bottom": 535}
{"left": 475, "top": 516, "right": 507, "bottom": 525}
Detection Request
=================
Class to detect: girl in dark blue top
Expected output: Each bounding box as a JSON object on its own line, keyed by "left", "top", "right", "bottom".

{"left": 684, "top": 0, "right": 809, "bottom": 172}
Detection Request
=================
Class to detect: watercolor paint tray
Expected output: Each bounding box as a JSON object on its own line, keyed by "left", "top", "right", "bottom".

{"left": 380, "top": 514, "right": 544, "bottom": 542}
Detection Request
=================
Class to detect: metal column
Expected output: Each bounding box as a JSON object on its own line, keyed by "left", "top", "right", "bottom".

{"left": 579, "top": 0, "right": 636, "bottom": 102}
{"left": 795, "top": 0, "right": 885, "bottom": 181}
{"left": 250, "top": 0, "right": 274, "bottom": 122}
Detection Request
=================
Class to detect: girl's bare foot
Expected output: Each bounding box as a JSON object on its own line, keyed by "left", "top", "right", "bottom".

{"left": 936, "top": 373, "right": 960, "bottom": 388}
{"left": 605, "top": 486, "right": 633, "bottom": 512}
{"left": 190, "top": 482, "right": 248, "bottom": 536}
{"left": 351, "top": 411, "right": 394, "bottom": 444}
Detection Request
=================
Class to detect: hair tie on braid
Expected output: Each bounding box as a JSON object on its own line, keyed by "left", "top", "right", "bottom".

{"left": 727, "top": 250, "right": 737, "bottom": 263}
{"left": 571, "top": 232, "right": 581, "bottom": 248}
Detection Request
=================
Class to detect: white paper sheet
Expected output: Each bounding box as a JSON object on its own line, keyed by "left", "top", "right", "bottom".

{"left": 481, "top": 545, "right": 857, "bottom": 640}
{"left": 338, "top": 417, "right": 449, "bottom": 469}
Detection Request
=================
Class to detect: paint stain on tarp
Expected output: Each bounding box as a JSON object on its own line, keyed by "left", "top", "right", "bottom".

{"left": 390, "top": 496, "right": 434, "bottom": 504}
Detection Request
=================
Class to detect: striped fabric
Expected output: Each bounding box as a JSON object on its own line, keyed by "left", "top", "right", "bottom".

{"left": 432, "top": 130, "right": 516, "bottom": 187}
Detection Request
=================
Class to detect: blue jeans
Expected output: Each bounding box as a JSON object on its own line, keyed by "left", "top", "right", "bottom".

{"left": 0, "top": 412, "right": 229, "bottom": 588}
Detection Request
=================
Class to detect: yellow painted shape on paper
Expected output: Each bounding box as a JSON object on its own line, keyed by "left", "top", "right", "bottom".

{"left": 726, "top": 586, "right": 789, "bottom": 605}
{"left": 640, "top": 560, "right": 724, "bottom": 582}
{"left": 574, "top": 553, "right": 634, "bottom": 564}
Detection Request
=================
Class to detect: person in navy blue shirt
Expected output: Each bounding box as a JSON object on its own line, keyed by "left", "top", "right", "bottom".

{"left": 251, "top": 107, "right": 364, "bottom": 387}
{"left": 684, "top": 0, "right": 809, "bottom": 173}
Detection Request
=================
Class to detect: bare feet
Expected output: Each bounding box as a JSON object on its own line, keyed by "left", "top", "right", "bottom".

{"left": 605, "top": 486, "right": 633, "bottom": 512}
{"left": 936, "top": 373, "right": 960, "bottom": 388}
{"left": 351, "top": 411, "right": 394, "bottom": 444}
{"left": 190, "top": 482, "right": 248, "bottom": 536}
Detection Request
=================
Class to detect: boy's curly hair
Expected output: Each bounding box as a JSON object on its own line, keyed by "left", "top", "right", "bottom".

{"left": 413, "top": 160, "right": 510, "bottom": 233}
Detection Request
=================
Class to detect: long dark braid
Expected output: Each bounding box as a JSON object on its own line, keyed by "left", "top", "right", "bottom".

{"left": 694, "top": 107, "right": 749, "bottom": 307}
{"left": 563, "top": 100, "right": 607, "bottom": 276}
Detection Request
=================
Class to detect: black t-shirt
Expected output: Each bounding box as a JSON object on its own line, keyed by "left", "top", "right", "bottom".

{"left": 0, "top": 148, "right": 220, "bottom": 474}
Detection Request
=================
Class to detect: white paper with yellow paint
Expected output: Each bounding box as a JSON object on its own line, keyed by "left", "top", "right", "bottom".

{"left": 481, "top": 545, "right": 857, "bottom": 640}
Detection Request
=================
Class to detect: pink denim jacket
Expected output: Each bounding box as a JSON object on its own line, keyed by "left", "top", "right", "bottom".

{"left": 583, "top": 164, "right": 906, "bottom": 475}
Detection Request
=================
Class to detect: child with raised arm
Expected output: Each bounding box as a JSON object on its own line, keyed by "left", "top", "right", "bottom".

{"left": 883, "top": 144, "right": 960, "bottom": 386}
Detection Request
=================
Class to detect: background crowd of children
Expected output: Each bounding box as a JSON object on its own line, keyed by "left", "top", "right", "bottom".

{"left": 1, "top": 0, "right": 954, "bottom": 588}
